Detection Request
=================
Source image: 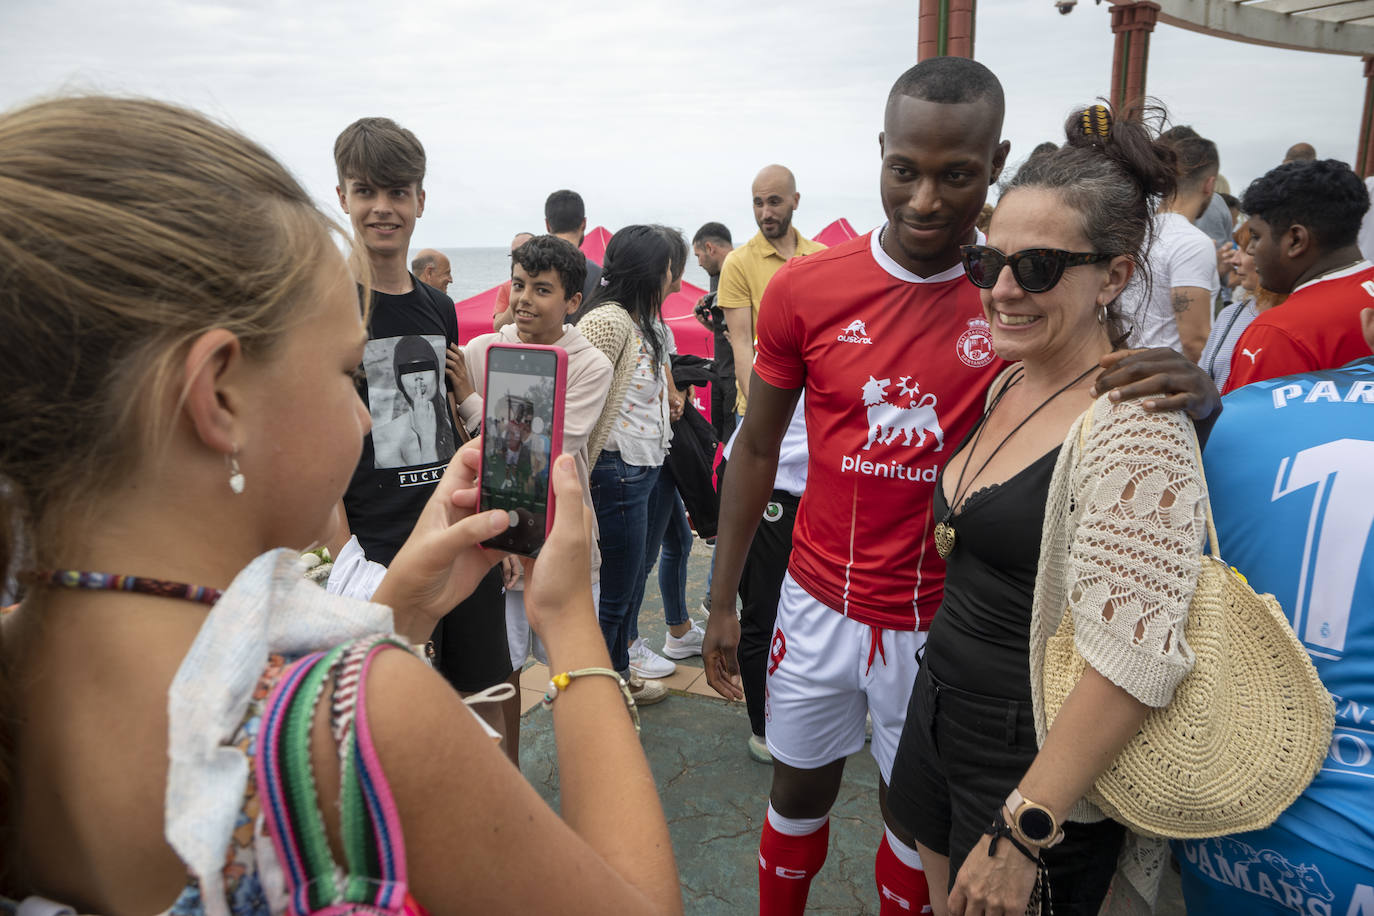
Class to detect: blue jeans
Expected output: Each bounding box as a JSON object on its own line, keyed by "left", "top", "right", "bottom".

{"left": 589, "top": 451, "right": 660, "bottom": 672}
{"left": 633, "top": 464, "right": 693, "bottom": 642}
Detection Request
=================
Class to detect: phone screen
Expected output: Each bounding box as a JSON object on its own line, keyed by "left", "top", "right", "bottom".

{"left": 480, "top": 346, "right": 559, "bottom": 555}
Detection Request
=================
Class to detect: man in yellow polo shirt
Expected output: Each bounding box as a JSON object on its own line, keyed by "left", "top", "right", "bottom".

{"left": 719, "top": 164, "right": 826, "bottom": 414}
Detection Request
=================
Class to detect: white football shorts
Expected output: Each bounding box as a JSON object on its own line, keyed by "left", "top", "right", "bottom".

{"left": 764, "top": 572, "right": 926, "bottom": 783}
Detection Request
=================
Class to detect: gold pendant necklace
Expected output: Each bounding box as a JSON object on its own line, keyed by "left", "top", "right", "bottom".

{"left": 934, "top": 520, "right": 957, "bottom": 559}
{"left": 935, "top": 364, "right": 1098, "bottom": 560}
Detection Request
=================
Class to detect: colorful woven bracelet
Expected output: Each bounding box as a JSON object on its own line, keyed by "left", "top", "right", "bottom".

{"left": 542, "top": 666, "right": 641, "bottom": 733}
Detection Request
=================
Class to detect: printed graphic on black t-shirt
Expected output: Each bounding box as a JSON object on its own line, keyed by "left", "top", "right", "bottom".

{"left": 344, "top": 282, "right": 460, "bottom": 564}
{"left": 363, "top": 334, "right": 456, "bottom": 480}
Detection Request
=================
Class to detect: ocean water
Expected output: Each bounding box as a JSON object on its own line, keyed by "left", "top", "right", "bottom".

{"left": 422, "top": 245, "right": 713, "bottom": 303}
{"left": 431, "top": 247, "right": 513, "bottom": 302}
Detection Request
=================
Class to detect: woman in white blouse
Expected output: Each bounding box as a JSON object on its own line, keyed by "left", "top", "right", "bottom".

{"left": 579, "top": 225, "right": 682, "bottom": 705}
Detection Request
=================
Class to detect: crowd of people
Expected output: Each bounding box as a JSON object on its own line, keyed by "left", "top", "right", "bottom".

{"left": 0, "top": 52, "right": 1371, "bottom": 916}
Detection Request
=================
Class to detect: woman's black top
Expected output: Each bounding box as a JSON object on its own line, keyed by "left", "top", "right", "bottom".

{"left": 924, "top": 420, "right": 1061, "bottom": 701}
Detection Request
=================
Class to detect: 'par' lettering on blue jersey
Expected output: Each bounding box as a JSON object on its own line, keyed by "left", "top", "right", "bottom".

{"left": 1176, "top": 357, "right": 1374, "bottom": 914}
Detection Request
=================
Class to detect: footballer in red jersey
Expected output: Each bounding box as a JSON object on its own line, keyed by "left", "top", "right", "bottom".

{"left": 703, "top": 57, "right": 1221, "bottom": 916}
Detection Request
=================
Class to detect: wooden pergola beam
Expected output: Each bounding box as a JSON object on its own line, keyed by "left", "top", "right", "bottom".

{"left": 1110, "top": 2, "right": 1161, "bottom": 115}
{"left": 1140, "top": 0, "right": 1373, "bottom": 56}
{"left": 1108, "top": 0, "right": 1374, "bottom": 175}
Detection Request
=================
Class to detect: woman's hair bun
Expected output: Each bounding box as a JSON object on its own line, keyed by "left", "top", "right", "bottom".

{"left": 1062, "top": 100, "right": 1177, "bottom": 202}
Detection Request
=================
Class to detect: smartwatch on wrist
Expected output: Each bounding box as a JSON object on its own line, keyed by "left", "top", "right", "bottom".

{"left": 1005, "top": 788, "right": 1064, "bottom": 849}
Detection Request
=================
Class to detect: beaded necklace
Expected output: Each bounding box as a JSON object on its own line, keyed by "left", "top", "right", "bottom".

{"left": 21, "top": 569, "right": 222, "bottom": 606}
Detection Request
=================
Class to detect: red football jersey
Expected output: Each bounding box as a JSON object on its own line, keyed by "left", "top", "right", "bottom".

{"left": 753, "top": 230, "right": 1006, "bottom": 630}
{"left": 1224, "top": 260, "right": 1374, "bottom": 394}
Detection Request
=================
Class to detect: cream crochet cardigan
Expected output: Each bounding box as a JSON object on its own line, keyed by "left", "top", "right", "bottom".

{"left": 1028, "top": 393, "right": 1206, "bottom": 913}
{"left": 578, "top": 302, "right": 639, "bottom": 467}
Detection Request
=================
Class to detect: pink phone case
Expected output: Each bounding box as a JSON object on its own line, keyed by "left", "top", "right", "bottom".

{"left": 476, "top": 342, "right": 567, "bottom": 552}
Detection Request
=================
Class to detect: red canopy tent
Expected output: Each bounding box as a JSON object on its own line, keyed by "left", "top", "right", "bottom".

{"left": 578, "top": 225, "right": 612, "bottom": 264}
{"left": 812, "top": 218, "right": 860, "bottom": 247}
{"left": 454, "top": 280, "right": 507, "bottom": 343}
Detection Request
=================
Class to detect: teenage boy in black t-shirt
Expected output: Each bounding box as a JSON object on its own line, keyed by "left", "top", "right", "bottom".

{"left": 332, "top": 117, "right": 515, "bottom": 751}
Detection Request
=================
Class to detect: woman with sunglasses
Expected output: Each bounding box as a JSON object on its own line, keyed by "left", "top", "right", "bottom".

{"left": 886, "top": 104, "right": 1209, "bottom": 916}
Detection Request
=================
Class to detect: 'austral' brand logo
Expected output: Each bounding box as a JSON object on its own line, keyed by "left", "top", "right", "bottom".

{"left": 837, "top": 319, "right": 874, "bottom": 344}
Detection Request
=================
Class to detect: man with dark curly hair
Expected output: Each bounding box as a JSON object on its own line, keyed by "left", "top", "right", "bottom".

{"left": 1224, "top": 159, "right": 1373, "bottom": 392}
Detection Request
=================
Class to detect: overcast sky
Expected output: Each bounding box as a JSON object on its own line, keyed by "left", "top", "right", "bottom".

{"left": 1, "top": 0, "right": 1364, "bottom": 249}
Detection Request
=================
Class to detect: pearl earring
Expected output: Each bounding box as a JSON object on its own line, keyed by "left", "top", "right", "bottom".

{"left": 227, "top": 448, "right": 245, "bottom": 495}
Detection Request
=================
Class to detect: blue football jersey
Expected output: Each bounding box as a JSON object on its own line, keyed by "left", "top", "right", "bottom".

{"left": 1202, "top": 356, "right": 1374, "bottom": 864}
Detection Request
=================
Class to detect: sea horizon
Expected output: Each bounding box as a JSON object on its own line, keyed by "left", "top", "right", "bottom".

{"left": 420, "top": 245, "right": 713, "bottom": 304}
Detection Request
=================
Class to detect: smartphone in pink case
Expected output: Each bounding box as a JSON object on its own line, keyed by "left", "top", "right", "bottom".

{"left": 477, "top": 343, "right": 567, "bottom": 556}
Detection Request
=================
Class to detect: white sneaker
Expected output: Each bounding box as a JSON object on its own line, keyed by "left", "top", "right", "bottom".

{"left": 663, "top": 622, "right": 705, "bottom": 659}
{"left": 629, "top": 637, "right": 676, "bottom": 679}
{"left": 627, "top": 672, "right": 668, "bottom": 706}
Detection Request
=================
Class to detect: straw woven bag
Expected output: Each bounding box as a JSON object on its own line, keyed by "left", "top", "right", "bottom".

{"left": 1041, "top": 403, "right": 1333, "bottom": 839}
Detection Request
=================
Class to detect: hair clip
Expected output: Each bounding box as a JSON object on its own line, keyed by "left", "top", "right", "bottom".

{"left": 599, "top": 276, "right": 609, "bottom": 287}
{"left": 1082, "top": 104, "right": 1111, "bottom": 141}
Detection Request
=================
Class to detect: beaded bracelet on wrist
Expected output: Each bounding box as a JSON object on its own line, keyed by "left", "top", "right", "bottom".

{"left": 543, "top": 666, "right": 641, "bottom": 733}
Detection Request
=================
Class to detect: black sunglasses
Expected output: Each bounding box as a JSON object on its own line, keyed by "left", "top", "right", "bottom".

{"left": 960, "top": 245, "right": 1112, "bottom": 294}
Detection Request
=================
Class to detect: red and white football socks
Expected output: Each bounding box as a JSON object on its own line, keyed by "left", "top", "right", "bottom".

{"left": 758, "top": 804, "right": 830, "bottom": 916}
{"left": 875, "top": 827, "right": 931, "bottom": 915}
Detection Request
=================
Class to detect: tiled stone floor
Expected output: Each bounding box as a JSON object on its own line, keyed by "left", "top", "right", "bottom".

{"left": 515, "top": 537, "right": 1185, "bottom": 914}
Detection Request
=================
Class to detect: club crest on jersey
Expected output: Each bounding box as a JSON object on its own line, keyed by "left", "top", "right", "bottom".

{"left": 956, "top": 317, "right": 994, "bottom": 367}
{"left": 837, "top": 318, "right": 874, "bottom": 344}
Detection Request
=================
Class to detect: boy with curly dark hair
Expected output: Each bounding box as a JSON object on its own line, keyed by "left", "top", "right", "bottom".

{"left": 447, "top": 236, "right": 616, "bottom": 757}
